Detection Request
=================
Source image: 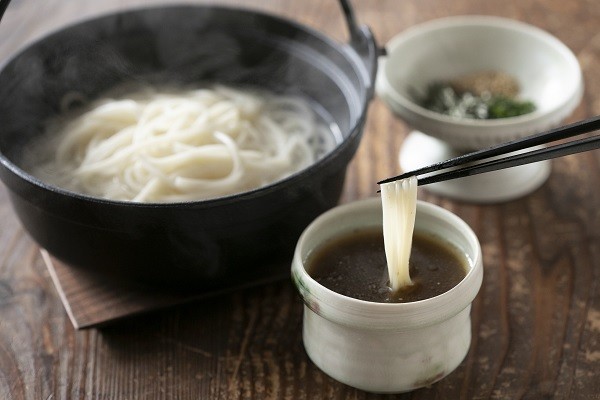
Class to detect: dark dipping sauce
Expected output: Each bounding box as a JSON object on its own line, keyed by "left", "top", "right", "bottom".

{"left": 308, "top": 228, "right": 469, "bottom": 303}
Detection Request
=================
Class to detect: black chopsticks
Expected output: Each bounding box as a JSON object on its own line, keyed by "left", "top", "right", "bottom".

{"left": 378, "top": 115, "right": 600, "bottom": 186}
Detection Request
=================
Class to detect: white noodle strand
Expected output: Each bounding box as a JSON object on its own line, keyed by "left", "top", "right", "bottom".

{"left": 380, "top": 176, "right": 418, "bottom": 291}
{"left": 32, "top": 85, "right": 332, "bottom": 202}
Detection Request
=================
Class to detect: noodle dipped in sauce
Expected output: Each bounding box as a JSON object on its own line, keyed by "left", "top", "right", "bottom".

{"left": 29, "top": 84, "right": 336, "bottom": 202}
{"left": 309, "top": 228, "right": 468, "bottom": 303}
{"left": 309, "top": 178, "right": 468, "bottom": 303}
{"left": 380, "top": 176, "right": 418, "bottom": 292}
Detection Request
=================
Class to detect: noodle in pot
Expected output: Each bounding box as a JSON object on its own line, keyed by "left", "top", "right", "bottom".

{"left": 31, "top": 84, "right": 334, "bottom": 202}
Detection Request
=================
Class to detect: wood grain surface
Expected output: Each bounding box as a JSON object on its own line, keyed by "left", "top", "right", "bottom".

{"left": 1, "top": 0, "right": 599, "bottom": 399}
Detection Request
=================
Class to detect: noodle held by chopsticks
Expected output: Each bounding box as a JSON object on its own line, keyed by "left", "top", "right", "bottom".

{"left": 380, "top": 176, "right": 418, "bottom": 291}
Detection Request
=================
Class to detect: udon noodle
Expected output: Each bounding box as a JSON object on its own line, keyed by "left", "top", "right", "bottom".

{"left": 31, "top": 84, "right": 335, "bottom": 202}
{"left": 380, "top": 176, "right": 418, "bottom": 291}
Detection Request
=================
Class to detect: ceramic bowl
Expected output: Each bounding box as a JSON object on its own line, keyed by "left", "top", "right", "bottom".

{"left": 376, "top": 15, "right": 583, "bottom": 151}
{"left": 291, "top": 198, "right": 483, "bottom": 393}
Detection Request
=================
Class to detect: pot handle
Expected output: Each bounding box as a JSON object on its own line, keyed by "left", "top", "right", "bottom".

{"left": 339, "top": 0, "right": 381, "bottom": 93}
{"left": 0, "top": 0, "right": 12, "bottom": 22}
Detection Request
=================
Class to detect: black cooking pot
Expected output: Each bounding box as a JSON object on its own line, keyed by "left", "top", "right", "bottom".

{"left": 0, "top": 1, "right": 377, "bottom": 291}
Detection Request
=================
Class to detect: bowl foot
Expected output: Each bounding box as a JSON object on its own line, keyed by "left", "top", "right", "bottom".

{"left": 399, "top": 131, "right": 551, "bottom": 203}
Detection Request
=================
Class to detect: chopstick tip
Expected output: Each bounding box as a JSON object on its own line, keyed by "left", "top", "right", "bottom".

{"left": 377, "top": 172, "right": 415, "bottom": 185}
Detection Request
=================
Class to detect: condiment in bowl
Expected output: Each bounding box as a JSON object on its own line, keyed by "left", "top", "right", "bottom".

{"left": 376, "top": 15, "right": 583, "bottom": 150}
{"left": 291, "top": 198, "right": 483, "bottom": 393}
{"left": 376, "top": 16, "right": 583, "bottom": 202}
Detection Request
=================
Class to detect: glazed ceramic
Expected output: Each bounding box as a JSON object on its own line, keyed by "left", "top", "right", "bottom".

{"left": 291, "top": 198, "right": 483, "bottom": 393}
{"left": 376, "top": 15, "right": 583, "bottom": 151}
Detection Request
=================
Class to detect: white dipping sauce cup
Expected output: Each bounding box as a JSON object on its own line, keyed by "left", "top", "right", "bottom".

{"left": 291, "top": 198, "right": 483, "bottom": 393}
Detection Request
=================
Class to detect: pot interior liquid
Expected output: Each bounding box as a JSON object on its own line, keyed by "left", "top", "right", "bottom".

{"left": 308, "top": 228, "right": 469, "bottom": 303}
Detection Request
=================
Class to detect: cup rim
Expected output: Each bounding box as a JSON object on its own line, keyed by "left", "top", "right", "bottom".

{"left": 291, "top": 197, "right": 483, "bottom": 329}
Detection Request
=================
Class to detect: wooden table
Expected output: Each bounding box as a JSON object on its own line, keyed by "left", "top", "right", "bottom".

{"left": 1, "top": 0, "right": 599, "bottom": 398}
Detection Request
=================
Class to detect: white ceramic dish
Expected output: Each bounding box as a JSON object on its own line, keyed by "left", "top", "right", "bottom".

{"left": 376, "top": 15, "right": 583, "bottom": 151}
{"left": 291, "top": 198, "right": 483, "bottom": 393}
